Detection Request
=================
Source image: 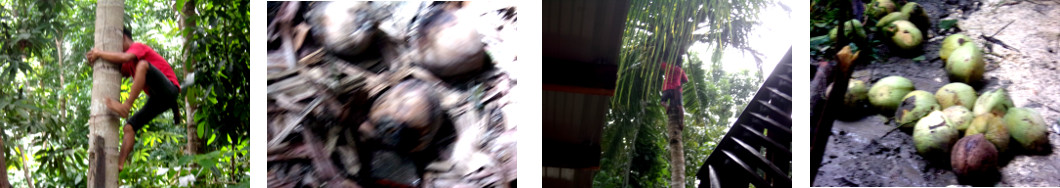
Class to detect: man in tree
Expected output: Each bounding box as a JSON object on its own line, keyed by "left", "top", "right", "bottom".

{"left": 659, "top": 52, "right": 690, "bottom": 188}
{"left": 660, "top": 58, "right": 688, "bottom": 114}
{"left": 85, "top": 27, "right": 181, "bottom": 171}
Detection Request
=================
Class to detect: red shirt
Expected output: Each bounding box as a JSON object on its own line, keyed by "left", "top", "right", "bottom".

{"left": 120, "top": 42, "right": 180, "bottom": 94}
{"left": 661, "top": 63, "right": 688, "bottom": 90}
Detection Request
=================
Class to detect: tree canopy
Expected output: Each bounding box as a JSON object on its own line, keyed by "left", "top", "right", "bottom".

{"left": 0, "top": 0, "right": 248, "bottom": 186}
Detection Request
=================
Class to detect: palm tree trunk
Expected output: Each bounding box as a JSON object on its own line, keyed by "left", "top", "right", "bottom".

{"left": 88, "top": 0, "right": 124, "bottom": 187}
{"left": 667, "top": 97, "right": 685, "bottom": 188}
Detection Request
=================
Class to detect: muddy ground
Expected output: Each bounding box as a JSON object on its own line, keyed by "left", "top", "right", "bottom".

{"left": 814, "top": 0, "right": 1060, "bottom": 186}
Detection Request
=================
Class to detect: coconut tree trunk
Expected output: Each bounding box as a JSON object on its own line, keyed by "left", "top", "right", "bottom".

{"left": 87, "top": 0, "right": 124, "bottom": 187}
{"left": 666, "top": 102, "right": 685, "bottom": 188}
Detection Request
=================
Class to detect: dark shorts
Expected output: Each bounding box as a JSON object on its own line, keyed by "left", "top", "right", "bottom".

{"left": 662, "top": 88, "right": 683, "bottom": 113}
{"left": 661, "top": 89, "right": 682, "bottom": 105}
{"left": 127, "top": 63, "right": 179, "bottom": 131}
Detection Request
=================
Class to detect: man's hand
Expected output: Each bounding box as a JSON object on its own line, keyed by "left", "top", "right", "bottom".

{"left": 85, "top": 48, "right": 100, "bottom": 67}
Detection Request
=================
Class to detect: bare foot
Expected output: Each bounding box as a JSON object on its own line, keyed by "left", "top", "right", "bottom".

{"left": 118, "top": 159, "right": 126, "bottom": 172}
{"left": 106, "top": 98, "right": 130, "bottom": 118}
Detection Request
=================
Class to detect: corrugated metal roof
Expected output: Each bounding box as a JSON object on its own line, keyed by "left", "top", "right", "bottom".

{"left": 543, "top": 90, "right": 608, "bottom": 144}
{"left": 542, "top": 0, "right": 629, "bottom": 172}
{"left": 543, "top": 0, "right": 629, "bottom": 65}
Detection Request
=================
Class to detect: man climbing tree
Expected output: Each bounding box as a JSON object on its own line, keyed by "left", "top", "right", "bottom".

{"left": 659, "top": 52, "right": 689, "bottom": 188}
{"left": 85, "top": 27, "right": 180, "bottom": 172}
{"left": 660, "top": 60, "right": 688, "bottom": 110}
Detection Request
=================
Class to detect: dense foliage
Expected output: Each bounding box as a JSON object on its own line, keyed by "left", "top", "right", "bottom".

{"left": 0, "top": 0, "right": 248, "bottom": 187}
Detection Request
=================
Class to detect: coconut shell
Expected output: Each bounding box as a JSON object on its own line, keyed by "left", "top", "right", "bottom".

{"left": 943, "top": 106, "right": 974, "bottom": 132}
{"left": 844, "top": 79, "right": 869, "bottom": 109}
{"left": 869, "top": 76, "right": 915, "bottom": 113}
{"left": 866, "top": 0, "right": 896, "bottom": 19}
{"left": 914, "top": 111, "right": 958, "bottom": 158}
{"left": 973, "top": 88, "right": 1014, "bottom": 116}
{"left": 945, "top": 42, "right": 986, "bottom": 84}
{"left": 307, "top": 1, "right": 376, "bottom": 57}
{"left": 1004, "top": 108, "right": 1050, "bottom": 153}
{"left": 940, "top": 34, "right": 973, "bottom": 61}
{"left": 900, "top": 2, "right": 931, "bottom": 34}
{"left": 414, "top": 5, "right": 487, "bottom": 78}
{"left": 876, "top": 12, "right": 909, "bottom": 29}
{"left": 368, "top": 80, "right": 444, "bottom": 153}
{"left": 829, "top": 20, "right": 868, "bottom": 42}
{"left": 951, "top": 134, "right": 999, "bottom": 186}
{"left": 889, "top": 20, "right": 923, "bottom": 50}
{"left": 895, "top": 90, "right": 940, "bottom": 128}
{"left": 935, "top": 82, "right": 977, "bottom": 109}
{"left": 965, "top": 113, "right": 1009, "bottom": 153}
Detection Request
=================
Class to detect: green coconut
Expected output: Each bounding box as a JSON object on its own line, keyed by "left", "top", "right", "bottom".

{"left": 844, "top": 79, "right": 870, "bottom": 109}
{"left": 888, "top": 20, "right": 923, "bottom": 50}
{"left": 965, "top": 113, "right": 1010, "bottom": 153}
{"left": 1004, "top": 108, "right": 1050, "bottom": 152}
{"left": 900, "top": 2, "right": 931, "bottom": 33}
{"left": 867, "top": 0, "right": 897, "bottom": 19}
{"left": 935, "top": 82, "right": 978, "bottom": 109}
{"left": 973, "top": 88, "right": 1014, "bottom": 116}
{"left": 876, "top": 12, "right": 910, "bottom": 29}
{"left": 940, "top": 34, "right": 974, "bottom": 61}
{"left": 868, "top": 76, "right": 915, "bottom": 113}
{"left": 943, "top": 106, "right": 974, "bottom": 132}
{"left": 829, "top": 20, "right": 868, "bottom": 42}
{"left": 945, "top": 42, "right": 985, "bottom": 84}
{"left": 896, "top": 90, "right": 941, "bottom": 128}
{"left": 914, "top": 110, "right": 959, "bottom": 158}
{"left": 951, "top": 134, "right": 999, "bottom": 186}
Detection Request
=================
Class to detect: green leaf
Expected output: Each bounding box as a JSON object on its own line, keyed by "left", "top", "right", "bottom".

{"left": 196, "top": 115, "right": 206, "bottom": 138}
{"left": 938, "top": 19, "right": 958, "bottom": 30}
{"left": 912, "top": 55, "right": 926, "bottom": 62}
{"left": 176, "top": 155, "right": 195, "bottom": 166}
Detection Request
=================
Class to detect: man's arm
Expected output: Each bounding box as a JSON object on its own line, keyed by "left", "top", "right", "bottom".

{"left": 681, "top": 71, "right": 688, "bottom": 84}
{"left": 86, "top": 48, "right": 136, "bottom": 65}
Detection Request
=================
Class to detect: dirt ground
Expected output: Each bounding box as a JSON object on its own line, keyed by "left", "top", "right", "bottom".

{"left": 814, "top": 0, "right": 1060, "bottom": 186}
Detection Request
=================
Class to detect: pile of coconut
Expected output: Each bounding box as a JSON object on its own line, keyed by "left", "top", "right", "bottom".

{"left": 829, "top": 1, "right": 931, "bottom": 52}
{"left": 266, "top": 2, "right": 518, "bottom": 187}
{"left": 828, "top": 0, "right": 1053, "bottom": 186}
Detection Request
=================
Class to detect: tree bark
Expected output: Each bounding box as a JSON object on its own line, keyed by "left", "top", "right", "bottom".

{"left": 87, "top": 0, "right": 124, "bottom": 187}
{"left": 0, "top": 137, "right": 11, "bottom": 188}
{"left": 55, "top": 31, "right": 65, "bottom": 118}
{"left": 18, "top": 144, "right": 34, "bottom": 188}
{"left": 667, "top": 100, "right": 685, "bottom": 188}
{"left": 180, "top": 1, "right": 202, "bottom": 185}
{"left": 180, "top": 0, "right": 200, "bottom": 158}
